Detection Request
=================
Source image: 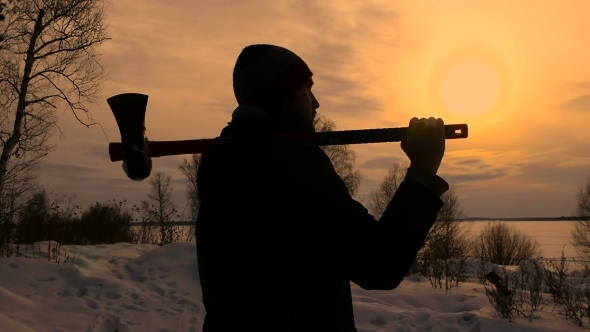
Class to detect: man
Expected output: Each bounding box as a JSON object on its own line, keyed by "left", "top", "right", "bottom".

{"left": 196, "top": 44, "right": 449, "bottom": 331}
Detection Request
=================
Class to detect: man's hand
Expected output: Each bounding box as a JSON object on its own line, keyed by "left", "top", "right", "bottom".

{"left": 401, "top": 117, "right": 445, "bottom": 175}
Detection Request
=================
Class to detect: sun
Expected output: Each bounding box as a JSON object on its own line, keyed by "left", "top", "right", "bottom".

{"left": 440, "top": 61, "right": 500, "bottom": 117}
{"left": 428, "top": 44, "right": 511, "bottom": 120}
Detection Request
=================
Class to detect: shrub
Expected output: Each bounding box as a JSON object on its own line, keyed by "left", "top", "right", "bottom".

{"left": 79, "top": 200, "right": 134, "bottom": 244}
{"left": 478, "top": 258, "right": 547, "bottom": 322}
{"left": 472, "top": 222, "right": 541, "bottom": 265}
{"left": 571, "top": 172, "right": 590, "bottom": 259}
{"left": 14, "top": 191, "right": 133, "bottom": 246}
{"left": 543, "top": 249, "right": 590, "bottom": 327}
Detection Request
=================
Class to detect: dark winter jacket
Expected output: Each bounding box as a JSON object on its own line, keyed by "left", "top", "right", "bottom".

{"left": 196, "top": 105, "right": 448, "bottom": 332}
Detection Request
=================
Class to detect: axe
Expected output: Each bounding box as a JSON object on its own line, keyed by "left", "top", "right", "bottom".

{"left": 107, "top": 93, "right": 469, "bottom": 180}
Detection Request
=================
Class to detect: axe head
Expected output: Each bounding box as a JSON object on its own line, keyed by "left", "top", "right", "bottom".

{"left": 107, "top": 93, "right": 152, "bottom": 181}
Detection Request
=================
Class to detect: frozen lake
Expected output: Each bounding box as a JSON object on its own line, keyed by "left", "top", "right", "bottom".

{"left": 130, "top": 220, "right": 583, "bottom": 261}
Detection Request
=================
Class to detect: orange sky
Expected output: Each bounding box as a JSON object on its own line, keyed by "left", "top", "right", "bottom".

{"left": 38, "top": 0, "right": 590, "bottom": 218}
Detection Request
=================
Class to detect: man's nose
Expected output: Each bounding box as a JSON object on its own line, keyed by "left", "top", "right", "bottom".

{"left": 312, "top": 93, "right": 320, "bottom": 109}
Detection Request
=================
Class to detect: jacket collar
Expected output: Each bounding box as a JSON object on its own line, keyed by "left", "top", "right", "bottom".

{"left": 221, "top": 104, "right": 313, "bottom": 138}
{"left": 220, "top": 104, "right": 279, "bottom": 138}
{"left": 231, "top": 103, "right": 271, "bottom": 120}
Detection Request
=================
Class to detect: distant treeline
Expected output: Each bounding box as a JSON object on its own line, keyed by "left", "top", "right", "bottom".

{"left": 130, "top": 221, "right": 195, "bottom": 226}
{"left": 462, "top": 216, "right": 587, "bottom": 221}
{"left": 141, "top": 217, "right": 588, "bottom": 225}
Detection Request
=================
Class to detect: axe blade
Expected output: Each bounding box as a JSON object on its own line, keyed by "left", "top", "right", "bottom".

{"left": 107, "top": 93, "right": 152, "bottom": 181}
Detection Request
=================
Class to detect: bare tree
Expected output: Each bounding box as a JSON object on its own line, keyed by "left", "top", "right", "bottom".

{"left": 0, "top": 0, "right": 110, "bottom": 195}
{"left": 0, "top": 151, "right": 40, "bottom": 256}
{"left": 428, "top": 186, "right": 470, "bottom": 258}
{"left": 571, "top": 172, "right": 590, "bottom": 259}
{"left": 0, "top": 1, "right": 6, "bottom": 24}
{"left": 369, "top": 161, "right": 408, "bottom": 220}
{"left": 370, "top": 161, "right": 470, "bottom": 280}
{"left": 313, "top": 115, "right": 362, "bottom": 197}
{"left": 179, "top": 154, "right": 201, "bottom": 221}
{"left": 142, "top": 172, "right": 178, "bottom": 245}
{"left": 0, "top": 153, "right": 40, "bottom": 221}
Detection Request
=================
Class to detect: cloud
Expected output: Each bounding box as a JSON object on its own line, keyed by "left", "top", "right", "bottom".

{"left": 267, "top": 2, "right": 402, "bottom": 120}
{"left": 437, "top": 147, "right": 588, "bottom": 186}
{"left": 360, "top": 150, "right": 516, "bottom": 184}
{"left": 511, "top": 161, "right": 589, "bottom": 185}
{"left": 99, "top": 0, "right": 404, "bottom": 124}
{"left": 360, "top": 155, "right": 405, "bottom": 169}
{"left": 455, "top": 158, "right": 484, "bottom": 165}
{"left": 560, "top": 80, "right": 590, "bottom": 111}
{"left": 199, "top": 98, "right": 239, "bottom": 115}
{"left": 38, "top": 166, "right": 189, "bottom": 211}
{"left": 560, "top": 94, "right": 590, "bottom": 111}
{"left": 53, "top": 0, "right": 578, "bottom": 218}
{"left": 153, "top": 155, "right": 190, "bottom": 174}
{"left": 442, "top": 168, "right": 510, "bottom": 183}
{"left": 512, "top": 151, "right": 560, "bottom": 163}
{"left": 41, "top": 162, "right": 101, "bottom": 179}
{"left": 563, "top": 80, "right": 590, "bottom": 92}
{"left": 437, "top": 150, "right": 518, "bottom": 184}
{"left": 69, "top": 140, "right": 113, "bottom": 158}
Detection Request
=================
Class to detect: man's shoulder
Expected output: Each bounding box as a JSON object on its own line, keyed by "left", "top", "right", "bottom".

{"left": 277, "top": 139, "right": 325, "bottom": 154}
{"left": 199, "top": 137, "right": 328, "bottom": 175}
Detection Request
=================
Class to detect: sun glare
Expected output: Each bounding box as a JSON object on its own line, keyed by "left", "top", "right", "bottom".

{"left": 439, "top": 61, "right": 500, "bottom": 117}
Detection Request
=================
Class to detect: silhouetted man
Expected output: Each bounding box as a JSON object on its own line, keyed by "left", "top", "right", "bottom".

{"left": 196, "top": 44, "right": 449, "bottom": 332}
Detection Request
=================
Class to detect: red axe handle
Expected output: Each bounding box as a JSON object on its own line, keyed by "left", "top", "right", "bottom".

{"left": 108, "top": 124, "right": 467, "bottom": 162}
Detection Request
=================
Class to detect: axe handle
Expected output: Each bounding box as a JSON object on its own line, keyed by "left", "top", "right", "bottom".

{"left": 109, "top": 124, "right": 468, "bottom": 162}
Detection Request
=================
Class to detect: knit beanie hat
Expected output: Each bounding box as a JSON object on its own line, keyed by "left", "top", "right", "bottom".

{"left": 232, "top": 44, "right": 313, "bottom": 115}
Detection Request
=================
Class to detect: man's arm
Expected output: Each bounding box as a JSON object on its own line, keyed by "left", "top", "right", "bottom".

{"left": 404, "top": 166, "right": 449, "bottom": 198}
{"left": 289, "top": 143, "right": 448, "bottom": 290}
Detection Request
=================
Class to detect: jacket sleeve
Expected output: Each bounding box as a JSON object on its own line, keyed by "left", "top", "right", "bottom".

{"left": 285, "top": 143, "right": 448, "bottom": 290}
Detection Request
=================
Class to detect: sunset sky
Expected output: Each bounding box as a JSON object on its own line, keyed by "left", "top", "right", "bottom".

{"left": 37, "top": 0, "right": 590, "bottom": 218}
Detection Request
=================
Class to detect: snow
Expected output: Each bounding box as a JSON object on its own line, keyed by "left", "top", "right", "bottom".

{"left": 0, "top": 241, "right": 585, "bottom": 331}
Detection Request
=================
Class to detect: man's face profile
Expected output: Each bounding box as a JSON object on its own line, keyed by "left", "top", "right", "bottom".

{"left": 282, "top": 78, "right": 320, "bottom": 133}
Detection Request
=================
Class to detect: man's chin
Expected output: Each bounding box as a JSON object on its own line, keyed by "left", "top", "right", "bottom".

{"left": 281, "top": 116, "right": 315, "bottom": 133}
{"left": 303, "top": 122, "right": 315, "bottom": 133}
{"left": 291, "top": 120, "right": 315, "bottom": 133}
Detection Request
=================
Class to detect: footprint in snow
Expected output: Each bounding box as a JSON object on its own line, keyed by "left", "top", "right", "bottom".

{"left": 370, "top": 315, "right": 387, "bottom": 326}
{"left": 85, "top": 298, "right": 99, "bottom": 310}
{"left": 457, "top": 312, "right": 481, "bottom": 331}
{"left": 85, "top": 313, "right": 130, "bottom": 332}
{"left": 149, "top": 284, "right": 166, "bottom": 296}
{"left": 34, "top": 276, "right": 55, "bottom": 282}
{"left": 105, "top": 290, "right": 122, "bottom": 300}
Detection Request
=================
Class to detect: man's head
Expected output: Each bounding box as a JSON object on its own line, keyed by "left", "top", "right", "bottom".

{"left": 232, "top": 44, "right": 320, "bottom": 132}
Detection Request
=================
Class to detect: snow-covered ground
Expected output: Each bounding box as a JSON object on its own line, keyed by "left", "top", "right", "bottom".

{"left": 0, "top": 241, "right": 586, "bottom": 332}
